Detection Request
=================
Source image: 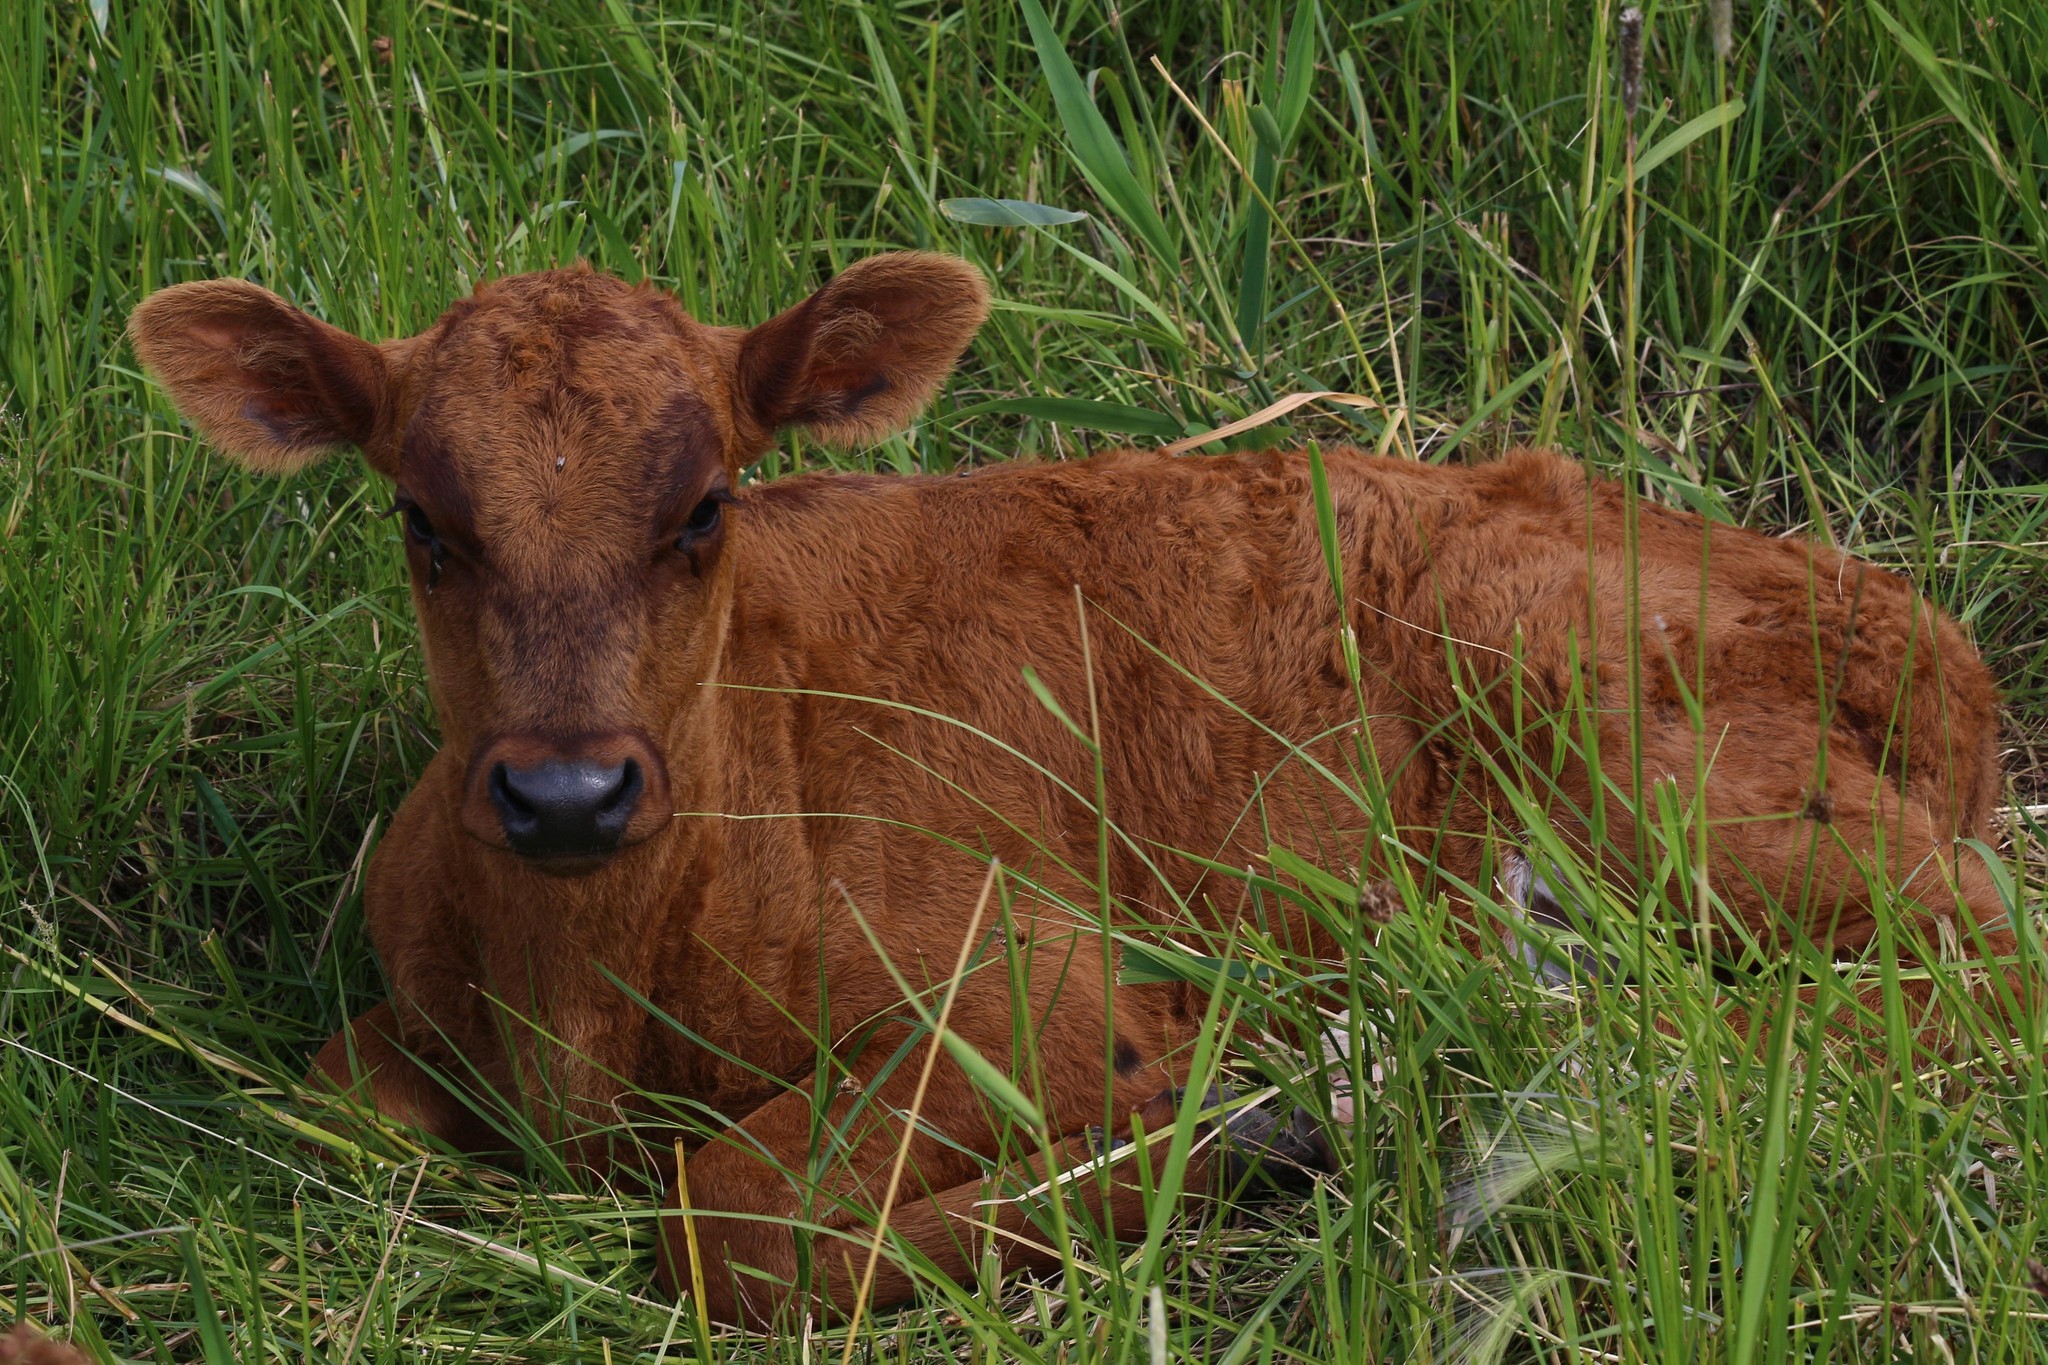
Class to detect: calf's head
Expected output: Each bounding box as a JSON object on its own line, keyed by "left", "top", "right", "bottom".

{"left": 130, "top": 255, "right": 989, "bottom": 870}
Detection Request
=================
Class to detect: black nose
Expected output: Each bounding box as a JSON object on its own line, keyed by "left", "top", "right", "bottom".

{"left": 488, "top": 758, "right": 643, "bottom": 859}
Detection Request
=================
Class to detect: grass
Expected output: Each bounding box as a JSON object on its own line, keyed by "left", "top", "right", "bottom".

{"left": 3, "top": 0, "right": 2048, "bottom": 1359}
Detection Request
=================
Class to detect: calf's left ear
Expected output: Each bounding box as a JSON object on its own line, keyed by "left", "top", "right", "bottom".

{"left": 128, "top": 280, "right": 405, "bottom": 476}
{"left": 735, "top": 252, "right": 990, "bottom": 448}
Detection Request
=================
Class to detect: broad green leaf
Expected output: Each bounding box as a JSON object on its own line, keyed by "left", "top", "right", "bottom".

{"left": 1239, "top": 1, "right": 1317, "bottom": 364}
{"left": 1118, "top": 939, "right": 1272, "bottom": 987}
{"left": 1959, "top": 837, "right": 2019, "bottom": 919}
{"left": 938, "top": 1029, "right": 1045, "bottom": 1126}
{"left": 527, "top": 127, "right": 637, "bottom": 173}
{"left": 856, "top": 11, "right": 913, "bottom": 153}
{"left": 1633, "top": 98, "right": 1746, "bottom": 182}
{"left": 1729, "top": 980, "right": 1802, "bottom": 1365}
{"left": 1306, "top": 441, "right": 1346, "bottom": 604}
{"left": 940, "top": 197, "right": 1089, "bottom": 227}
{"left": 1251, "top": 107, "right": 1285, "bottom": 158}
{"left": 1017, "top": 0, "right": 1175, "bottom": 262}
{"left": 1049, "top": 233, "right": 1183, "bottom": 333}
{"left": 179, "top": 1230, "right": 239, "bottom": 1365}
{"left": 1267, "top": 842, "right": 1360, "bottom": 908}
{"left": 952, "top": 396, "right": 1183, "bottom": 437}
{"left": 584, "top": 200, "right": 643, "bottom": 283}
{"left": 1436, "top": 357, "right": 1554, "bottom": 455}
{"left": 1274, "top": 0, "right": 1320, "bottom": 144}
{"left": 1236, "top": 140, "right": 1278, "bottom": 355}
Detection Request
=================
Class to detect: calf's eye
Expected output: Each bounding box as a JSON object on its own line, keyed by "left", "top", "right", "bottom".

{"left": 405, "top": 504, "right": 437, "bottom": 544}
{"left": 676, "top": 493, "right": 725, "bottom": 547}
{"left": 398, "top": 502, "right": 446, "bottom": 589}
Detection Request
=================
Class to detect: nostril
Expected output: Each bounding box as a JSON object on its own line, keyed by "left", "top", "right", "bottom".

{"left": 488, "top": 762, "right": 535, "bottom": 816}
{"left": 601, "top": 759, "right": 644, "bottom": 815}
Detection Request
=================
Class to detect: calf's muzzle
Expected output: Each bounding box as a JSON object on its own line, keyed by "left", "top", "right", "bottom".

{"left": 490, "top": 757, "right": 641, "bottom": 857}
{"left": 461, "top": 732, "right": 669, "bottom": 866}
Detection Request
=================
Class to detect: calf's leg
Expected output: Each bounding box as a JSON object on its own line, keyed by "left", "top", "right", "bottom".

{"left": 1601, "top": 719, "right": 2039, "bottom": 1045}
{"left": 306, "top": 1000, "right": 501, "bottom": 1154}
{"left": 654, "top": 1078, "right": 1329, "bottom": 1330}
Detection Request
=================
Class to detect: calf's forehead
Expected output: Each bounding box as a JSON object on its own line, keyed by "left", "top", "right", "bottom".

{"left": 397, "top": 273, "right": 731, "bottom": 527}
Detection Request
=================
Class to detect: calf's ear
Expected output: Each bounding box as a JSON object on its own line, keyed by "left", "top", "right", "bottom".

{"left": 128, "top": 281, "right": 405, "bottom": 476}
{"left": 735, "top": 251, "right": 990, "bottom": 448}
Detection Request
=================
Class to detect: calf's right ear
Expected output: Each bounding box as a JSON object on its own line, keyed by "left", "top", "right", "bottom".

{"left": 128, "top": 281, "right": 405, "bottom": 476}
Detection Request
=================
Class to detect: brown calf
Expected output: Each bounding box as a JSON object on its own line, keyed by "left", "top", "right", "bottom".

{"left": 130, "top": 253, "right": 2022, "bottom": 1330}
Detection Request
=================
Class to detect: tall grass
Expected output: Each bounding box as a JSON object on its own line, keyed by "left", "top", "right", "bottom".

{"left": 1, "top": 0, "right": 2045, "bottom": 1360}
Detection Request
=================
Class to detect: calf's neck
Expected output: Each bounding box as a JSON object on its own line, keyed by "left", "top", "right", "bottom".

{"left": 129, "top": 252, "right": 2023, "bottom": 1329}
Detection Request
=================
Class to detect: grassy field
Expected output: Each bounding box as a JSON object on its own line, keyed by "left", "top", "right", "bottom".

{"left": 4, "top": 0, "right": 2048, "bottom": 1360}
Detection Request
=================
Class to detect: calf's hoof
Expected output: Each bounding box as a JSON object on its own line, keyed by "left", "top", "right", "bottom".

{"left": 1179, "top": 1086, "right": 1341, "bottom": 1195}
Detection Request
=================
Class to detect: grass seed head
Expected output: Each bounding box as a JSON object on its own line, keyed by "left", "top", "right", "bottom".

{"left": 1620, "top": 7, "right": 1644, "bottom": 120}
{"left": 1359, "top": 880, "right": 1402, "bottom": 925}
